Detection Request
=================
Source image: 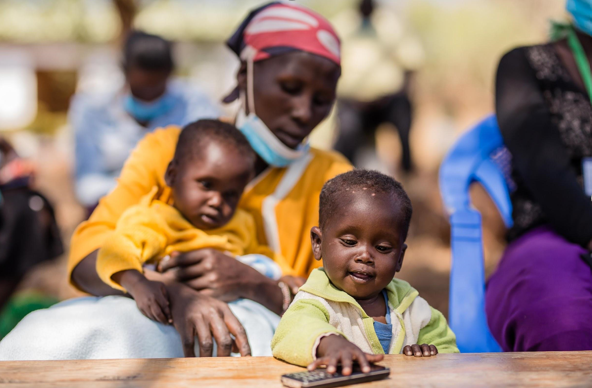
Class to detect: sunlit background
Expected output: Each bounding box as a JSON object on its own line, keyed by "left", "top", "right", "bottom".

{"left": 0, "top": 0, "right": 566, "bottom": 314}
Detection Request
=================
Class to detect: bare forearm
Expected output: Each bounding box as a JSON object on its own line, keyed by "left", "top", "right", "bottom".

{"left": 71, "top": 250, "right": 125, "bottom": 297}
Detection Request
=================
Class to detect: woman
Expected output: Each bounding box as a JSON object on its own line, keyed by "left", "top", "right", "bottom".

{"left": 0, "top": 2, "right": 351, "bottom": 360}
{"left": 486, "top": 0, "right": 592, "bottom": 351}
{"left": 71, "top": 31, "right": 219, "bottom": 210}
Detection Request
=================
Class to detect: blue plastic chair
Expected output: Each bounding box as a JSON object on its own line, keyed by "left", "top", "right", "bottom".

{"left": 439, "top": 115, "right": 514, "bottom": 353}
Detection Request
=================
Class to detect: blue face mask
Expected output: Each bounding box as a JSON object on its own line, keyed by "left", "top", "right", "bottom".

{"left": 567, "top": 0, "right": 592, "bottom": 37}
{"left": 123, "top": 92, "right": 175, "bottom": 123}
{"left": 235, "top": 108, "right": 309, "bottom": 168}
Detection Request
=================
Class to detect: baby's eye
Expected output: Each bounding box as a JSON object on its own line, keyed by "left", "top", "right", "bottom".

{"left": 376, "top": 245, "right": 393, "bottom": 253}
{"left": 198, "top": 180, "right": 212, "bottom": 190}
{"left": 340, "top": 238, "right": 357, "bottom": 246}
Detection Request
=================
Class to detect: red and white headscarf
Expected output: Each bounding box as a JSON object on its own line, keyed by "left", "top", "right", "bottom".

{"left": 226, "top": 2, "right": 341, "bottom": 65}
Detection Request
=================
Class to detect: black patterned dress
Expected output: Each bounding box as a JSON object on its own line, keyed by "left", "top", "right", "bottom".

{"left": 498, "top": 43, "right": 592, "bottom": 245}
{"left": 485, "top": 43, "right": 592, "bottom": 352}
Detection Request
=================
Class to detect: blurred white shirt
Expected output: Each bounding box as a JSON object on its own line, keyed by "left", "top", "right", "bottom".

{"left": 333, "top": 7, "right": 424, "bottom": 102}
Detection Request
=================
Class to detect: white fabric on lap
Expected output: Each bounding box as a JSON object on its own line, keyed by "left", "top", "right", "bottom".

{"left": 0, "top": 296, "right": 279, "bottom": 360}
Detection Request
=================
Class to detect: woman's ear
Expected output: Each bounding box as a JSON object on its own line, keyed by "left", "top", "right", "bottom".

{"left": 164, "top": 161, "right": 177, "bottom": 187}
{"left": 223, "top": 62, "right": 248, "bottom": 105}
{"left": 310, "top": 226, "right": 323, "bottom": 261}
{"left": 236, "top": 62, "right": 247, "bottom": 91}
{"left": 395, "top": 244, "right": 407, "bottom": 272}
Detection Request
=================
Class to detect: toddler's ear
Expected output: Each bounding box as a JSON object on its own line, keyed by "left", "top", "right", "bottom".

{"left": 310, "top": 226, "right": 323, "bottom": 261}
{"left": 395, "top": 244, "right": 407, "bottom": 272}
{"left": 164, "top": 161, "right": 177, "bottom": 187}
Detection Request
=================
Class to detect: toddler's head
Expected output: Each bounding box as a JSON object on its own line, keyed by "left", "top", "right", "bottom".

{"left": 165, "top": 119, "right": 255, "bottom": 230}
{"left": 311, "top": 170, "right": 412, "bottom": 301}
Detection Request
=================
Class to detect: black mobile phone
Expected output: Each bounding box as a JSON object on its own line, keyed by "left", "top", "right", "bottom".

{"left": 280, "top": 365, "right": 390, "bottom": 388}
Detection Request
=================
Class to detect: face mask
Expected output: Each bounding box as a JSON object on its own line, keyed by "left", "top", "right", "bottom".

{"left": 235, "top": 49, "right": 310, "bottom": 167}
{"left": 567, "top": 0, "right": 592, "bottom": 37}
{"left": 235, "top": 108, "right": 309, "bottom": 168}
{"left": 123, "top": 91, "right": 175, "bottom": 123}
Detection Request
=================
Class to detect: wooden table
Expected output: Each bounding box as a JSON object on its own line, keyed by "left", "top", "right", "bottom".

{"left": 1, "top": 352, "right": 592, "bottom": 387}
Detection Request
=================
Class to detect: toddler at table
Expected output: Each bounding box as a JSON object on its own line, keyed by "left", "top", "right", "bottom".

{"left": 96, "top": 119, "right": 289, "bottom": 324}
{"left": 272, "top": 170, "right": 458, "bottom": 375}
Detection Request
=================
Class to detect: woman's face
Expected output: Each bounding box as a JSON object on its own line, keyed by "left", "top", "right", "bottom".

{"left": 239, "top": 51, "right": 341, "bottom": 149}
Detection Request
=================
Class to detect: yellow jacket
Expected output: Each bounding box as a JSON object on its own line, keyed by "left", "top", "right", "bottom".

{"left": 96, "top": 188, "right": 288, "bottom": 291}
{"left": 69, "top": 126, "right": 352, "bottom": 291}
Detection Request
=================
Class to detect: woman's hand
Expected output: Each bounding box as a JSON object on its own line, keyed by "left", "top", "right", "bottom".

{"left": 278, "top": 275, "right": 306, "bottom": 295}
{"left": 166, "top": 282, "right": 251, "bottom": 358}
{"left": 309, "top": 334, "right": 384, "bottom": 376}
{"left": 157, "top": 249, "right": 289, "bottom": 315}
{"left": 403, "top": 344, "right": 438, "bottom": 357}
{"left": 158, "top": 249, "right": 268, "bottom": 301}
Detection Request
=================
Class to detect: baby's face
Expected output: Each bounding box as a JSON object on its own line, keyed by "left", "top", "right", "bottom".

{"left": 166, "top": 141, "right": 253, "bottom": 230}
{"left": 312, "top": 191, "right": 407, "bottom": 301}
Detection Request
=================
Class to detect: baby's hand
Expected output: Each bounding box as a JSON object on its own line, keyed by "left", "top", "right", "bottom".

{"left": 403, "top": 344, "right": 438, "bottom": 357}
{"left": 127, "top": 277, "right": 173, "bottom": 325}
{"left": 308, "top": 335, "right": 384, "bottom": 376}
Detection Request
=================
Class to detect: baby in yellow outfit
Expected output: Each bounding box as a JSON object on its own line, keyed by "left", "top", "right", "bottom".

{"left": 96, "top": 119, "right": 283, "bottom": 324}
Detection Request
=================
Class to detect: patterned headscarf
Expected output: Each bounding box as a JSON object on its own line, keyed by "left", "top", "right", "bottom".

{"left": 226, "top": 2, "right": 341, "bottom": 65}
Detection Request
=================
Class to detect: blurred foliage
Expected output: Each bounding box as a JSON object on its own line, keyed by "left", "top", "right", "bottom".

{"left": 405, "top": 0, "right": 566, "bottom": 122}
{"left": 0, "top": 0, "right": 119, "bottom": 43}
{"left": 0, "top": 0, "right": 356, "bottom": 43}
{"left": 134, "top": 0, "right": 356, "bottom": 42}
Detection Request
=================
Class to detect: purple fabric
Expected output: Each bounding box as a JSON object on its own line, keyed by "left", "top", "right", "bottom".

{"left": 485, "top": 226, "right": 592, "bottom": 351}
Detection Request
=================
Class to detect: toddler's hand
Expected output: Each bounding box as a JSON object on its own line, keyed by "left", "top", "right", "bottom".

{"left": 403, "top": 344, "right": 438, "bottom": 357}
{"left": 308, "top": 334, "right": 384, "bottom": 376}
{"left": 127, "top": 277, "right": 173, "bottom": 325}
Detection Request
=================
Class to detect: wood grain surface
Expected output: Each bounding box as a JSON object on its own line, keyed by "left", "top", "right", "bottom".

{"left": 1, "top": 352, "right": 592, "bottom": 387}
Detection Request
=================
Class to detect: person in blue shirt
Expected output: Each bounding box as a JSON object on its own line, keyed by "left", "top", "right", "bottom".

{"left": 70, "top": 31, "right": 220, "bottom": 210}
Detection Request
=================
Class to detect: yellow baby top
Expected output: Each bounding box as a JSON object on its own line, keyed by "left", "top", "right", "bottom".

{"left": 96, "top": 188, "right": 289, "bottom": 291}
{"left": 69, "top": 126, "right": 352, "bottom": 291}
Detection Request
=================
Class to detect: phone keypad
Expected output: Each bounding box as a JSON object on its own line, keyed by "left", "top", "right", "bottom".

{"left": 289, "top": 370, "right": 334, "bottom": 383}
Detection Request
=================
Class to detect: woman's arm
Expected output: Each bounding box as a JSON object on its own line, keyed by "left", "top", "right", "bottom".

{"left": 496, "top": 47, "right": 592, "bottom": 246}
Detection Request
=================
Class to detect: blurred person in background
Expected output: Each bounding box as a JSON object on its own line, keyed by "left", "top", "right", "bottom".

{"left": 0, "top": 2, "right": 351, "bottom": 360}
{"left": 0, "top": 137, "right": 62, "bottom": 339}
{"left": 486, "top": 0, "right": 592, "bottom": 352}
{"left": 332, "top": 0, "right": 423, "bottom": 173}
{"left": 70, "top": 31, "right": 220, "bottom": 213}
